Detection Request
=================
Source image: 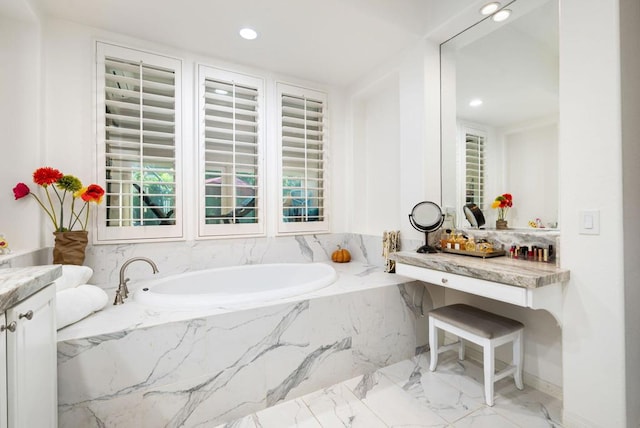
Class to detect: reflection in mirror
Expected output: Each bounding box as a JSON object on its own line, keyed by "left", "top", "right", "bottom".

{"left": 441, "top": 0, "right": 559, "bottom": 230}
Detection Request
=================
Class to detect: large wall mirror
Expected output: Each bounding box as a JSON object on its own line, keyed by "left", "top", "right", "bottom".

{"left": 441, "top": 0, "right": 559, "bottom": 230}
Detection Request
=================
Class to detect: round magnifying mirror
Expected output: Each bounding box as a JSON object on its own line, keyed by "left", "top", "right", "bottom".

{"left": 408, "top": 201, "right": 444, "bottom": 253}
{"left": 463, "top": 203, "right": 485, "bottom": 229}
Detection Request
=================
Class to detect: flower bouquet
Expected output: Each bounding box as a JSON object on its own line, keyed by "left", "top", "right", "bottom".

{"left": 13, "top": 167, "right": 104, "bottom": 264}
{"left": 491, "top": 193, "right": 513, "bottom": 229}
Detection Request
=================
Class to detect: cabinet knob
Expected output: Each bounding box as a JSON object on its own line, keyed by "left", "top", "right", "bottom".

{"left": 441, "top": 278, "right": 448, "bottom": 284}
{"left": 1, "top": 321, "right": 17, "bottom": 333}
{"left": 19, "top": 310, "right": 34, "bottom": 321}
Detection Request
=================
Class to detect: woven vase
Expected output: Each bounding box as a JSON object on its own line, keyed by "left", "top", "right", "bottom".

{"left": 53, "top": 231, "right": 88, "bottom": 265}
{"left": 496, "top": 219, "right": 508, "bottom": 230}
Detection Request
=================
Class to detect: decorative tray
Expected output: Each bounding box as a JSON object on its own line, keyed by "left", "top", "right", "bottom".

{"left": 441, "top": 248, "right": 506, "bottom": 258}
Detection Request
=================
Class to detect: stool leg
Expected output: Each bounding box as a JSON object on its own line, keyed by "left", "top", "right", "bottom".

{"left": 513, "top": 330, "right": 524, "bottom": 390}
{"left": 429, "top": 317, "right": 438, "bottom": 371}
{"left": 483, "top": 343, "right": 495, "bottom": 406}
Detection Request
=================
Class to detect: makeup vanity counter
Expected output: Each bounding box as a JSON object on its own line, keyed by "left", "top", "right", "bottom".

{"left": 391, "top": 251, "right": 569, "bottom": 324}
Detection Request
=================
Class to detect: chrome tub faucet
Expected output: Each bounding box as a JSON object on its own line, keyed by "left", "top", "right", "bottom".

{"left": 114, "top": 257, "right": 159, "bottom": 305}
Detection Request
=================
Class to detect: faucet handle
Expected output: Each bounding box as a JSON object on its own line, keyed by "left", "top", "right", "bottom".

{"left": 121, "top": 278, "right": 130, "bottom": 299}
{"left": 113, "top": 289, "right": 125, "bottom": 305}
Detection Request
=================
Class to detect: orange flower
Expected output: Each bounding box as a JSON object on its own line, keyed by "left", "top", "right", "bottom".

{"left": 33, "top": 167, "right": 63, "bottom": 187}
{"left": 80, "top": 184, "right": 105, "bottom": 204}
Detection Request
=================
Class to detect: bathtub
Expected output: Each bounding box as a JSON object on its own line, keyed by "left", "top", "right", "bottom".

{"left": 133, "top": 262, "right": 337, "bottom": 309}
{"left": 58, "top": 262, "right": 429, "bottom": 427}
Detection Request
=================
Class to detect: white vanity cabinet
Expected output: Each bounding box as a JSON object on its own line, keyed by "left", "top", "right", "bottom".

{"left": 1, "top": 284, "right": 57, "bottom": 428}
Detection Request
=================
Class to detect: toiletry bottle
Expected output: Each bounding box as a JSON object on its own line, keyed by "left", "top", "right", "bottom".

{"left": 466, "top": 236, "right": 476, "bottom": 252}
{"left": 440, "top": 229, "right": 451, "bottom": 250}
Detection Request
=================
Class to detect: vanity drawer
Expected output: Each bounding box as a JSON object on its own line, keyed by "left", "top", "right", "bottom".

{"left": 396, "top": 263, "right": 528, "bottom": 307}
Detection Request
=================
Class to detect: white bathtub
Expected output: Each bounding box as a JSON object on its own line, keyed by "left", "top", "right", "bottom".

{"left": 133, "top": 263, "right": 337, "bottom": 309}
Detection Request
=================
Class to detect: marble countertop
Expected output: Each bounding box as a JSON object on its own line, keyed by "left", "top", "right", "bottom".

{"left": 391, "top": 251, "right": 569, "bottom": 289}
{"left": 0, "top": 265, "right": 62, "bottom": 312}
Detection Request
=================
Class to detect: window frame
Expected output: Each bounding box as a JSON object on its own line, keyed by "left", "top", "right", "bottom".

{"left": 95, "top": 41, "right": 183, "bottom": 243}
{"left": 197, "top": 65, "right": 266, "bottom": 238}
{"left": 458, "top": 125, "right": 487, "bottom": 217}
{"left": 276, "top": 83, "right": 330, "bottom": 235}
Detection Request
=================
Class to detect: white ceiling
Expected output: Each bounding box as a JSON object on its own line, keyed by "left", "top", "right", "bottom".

{"left": 28, "top": 0, "right": 477, "bottom": 86}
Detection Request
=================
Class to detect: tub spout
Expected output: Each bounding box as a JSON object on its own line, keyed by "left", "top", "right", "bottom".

{"left": 114, "top": 257, "right": 159, "bottom": 305}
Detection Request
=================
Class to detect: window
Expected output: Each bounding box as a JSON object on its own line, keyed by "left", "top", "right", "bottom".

{"left": 464, "top": 131, "right": 486, "bottom": 208}
{"left": 277, "top": 83, "right": 329, "bottom": 234}
{"left": 197, "top": 66, "right": 265, "bottom": 237}
{"left": 96, "top": 42, "right": 182, "bottom": 241}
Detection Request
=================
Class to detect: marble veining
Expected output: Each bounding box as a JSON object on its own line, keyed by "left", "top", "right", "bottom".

{"left": 57, "top": 262, "right": 431, "bottom": 427}
{"left": 218, "top": 351, "right": 563, "bottom": 428}
{"left": 392, "top": 251, "right": 569, "bottom": 288}
{"left": 0, "top": 264, "right": 61, "bottom": 311}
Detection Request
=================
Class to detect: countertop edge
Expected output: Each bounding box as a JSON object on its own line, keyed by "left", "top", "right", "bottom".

{"left": 391, "top": 251, "right": 569, "bottom": 289}
{"left": 0, "top": 265, "right": 62, "bottom": 312}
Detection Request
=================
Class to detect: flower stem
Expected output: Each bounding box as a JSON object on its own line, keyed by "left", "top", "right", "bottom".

{"left": 43, "top": 187, "right": 59, "bottom": 231}
{"left": 69, "top": 202, "right": 87, "bottom": 231}
{"left": 30, "top": 193, "right": 58, "bottom": 230}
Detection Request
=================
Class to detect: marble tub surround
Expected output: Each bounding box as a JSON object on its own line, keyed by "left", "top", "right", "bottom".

{"left": 392, "top": 251, "right": 569, "bottom": 289}
{"left": 57, "top": 262, "right": 433, "bottom": 427}
{"left": 0, "top": 264, "right": 61, "bottom": 311}
{"left": 217, "top": 351, "right": 563, "bottom": 427}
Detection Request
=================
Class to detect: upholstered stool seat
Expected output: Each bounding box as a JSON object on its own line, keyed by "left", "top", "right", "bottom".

{"left": 428, "top": 303, "right": 524, "bottom": 406}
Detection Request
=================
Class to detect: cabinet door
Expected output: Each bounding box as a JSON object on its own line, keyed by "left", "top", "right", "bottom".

{"left": 6, "top": 285, "right": 56, "bottom": 428}
{"left": 1, "top": 313, "right": 6, "bottom": 428}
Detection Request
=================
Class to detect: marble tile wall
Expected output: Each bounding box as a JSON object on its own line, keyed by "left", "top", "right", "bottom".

{"left": 57, "top": 278, "right": 432, "bottom": 427}
{"left": 80, "top": 233, "right": 422, "bottom": 290}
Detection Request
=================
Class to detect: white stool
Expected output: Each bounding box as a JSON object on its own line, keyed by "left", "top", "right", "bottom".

{"left": 428, "top": 303, "right": 524, "bottom": 406}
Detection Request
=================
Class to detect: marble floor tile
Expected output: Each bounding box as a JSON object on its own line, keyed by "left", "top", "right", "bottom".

{"left": 302, "top": 382, "right": 387, "bottom": 427}
{"left": 219, "top": 354, "right": 563, "bottom": 428}
{"left": 343, "top": 372, "right": 449, "bottom": 427}
{"left": 379, "top": 358, "right": 485, "bottom": 423}
{"left": 215, "top": 398, "right": 321, "bottom": 428}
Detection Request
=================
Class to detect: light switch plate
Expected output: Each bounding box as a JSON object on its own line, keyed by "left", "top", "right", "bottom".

{"left": 579, "top": 210, "right": 600, "bottom": 235}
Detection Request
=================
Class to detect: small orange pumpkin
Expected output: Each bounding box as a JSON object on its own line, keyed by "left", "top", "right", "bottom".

{"left": 331, "top": 246, "right": 351, "bottom": 263}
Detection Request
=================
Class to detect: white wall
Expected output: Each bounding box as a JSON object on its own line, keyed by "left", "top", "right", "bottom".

{"left": 503, "top": 122, "right": 558, "bottom": 228}
{"left": 352, "top": 74, "right": 401, "bottom": 235}
{"left": 559, "top": 0, "right": 628, "bottom": 426}
{"left": 0, "top": 12, "right": 42, "bottom": 251}
{"left": 348, "top": 40, "right": 441, "bottom": 243}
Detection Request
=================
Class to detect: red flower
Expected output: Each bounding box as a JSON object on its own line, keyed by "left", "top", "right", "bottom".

{"left": 33, "top": 167, "right": 63, "bottom": 187}
{"left": 13, "top": 182, "right": 31, "bottom": 200}
{"left": 81, "top": 184, "right": 105, "bottom": 204}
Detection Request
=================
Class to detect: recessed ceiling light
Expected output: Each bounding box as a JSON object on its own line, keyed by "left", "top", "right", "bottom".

{"left": 480, "top": 2, "right": 501, "bottom": 15}
{"left": 239, "top": 28, "right": 258, "bottom": 40}
{"left": 469, "top": 99, "right": 483, "bottom": 107}
{"left": 492, "top": 9, "right": 511, "bottom": 22}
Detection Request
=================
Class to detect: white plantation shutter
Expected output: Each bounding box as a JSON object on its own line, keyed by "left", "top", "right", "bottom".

{"left": 464, "top": 133, "right": 485, "bottom": 207}
{"left": 96, "top": 42, "right": 182, "bottom": 242}
{"left": 198, "top": 66, "right": 264, "bottom": 237}
{"left": 277, "top": 84, "right": 329, "bottom": 234}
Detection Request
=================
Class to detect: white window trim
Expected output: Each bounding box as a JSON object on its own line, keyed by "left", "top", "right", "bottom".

{"left": 95, "top": 41, "right": 183, "bottom": 243}
{"left": 196, "top": 65, "right": 266, "bottom": 238}
{"left": 457, "top": 123, "right": 487, "bottom": 227}
{"left": 276, "top": 83, "right": 330, "bottom": 235}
